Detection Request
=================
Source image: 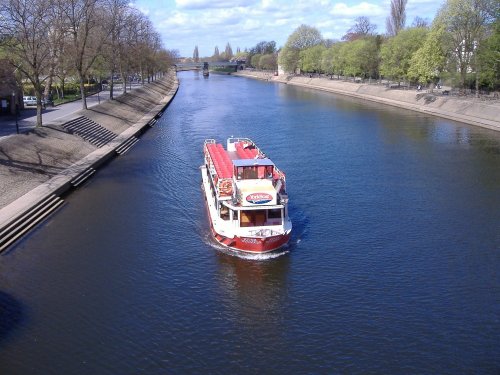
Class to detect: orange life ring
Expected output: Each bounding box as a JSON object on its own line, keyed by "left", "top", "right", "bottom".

{"left": 219, "top": 180, "right": 233, "bottom": 195}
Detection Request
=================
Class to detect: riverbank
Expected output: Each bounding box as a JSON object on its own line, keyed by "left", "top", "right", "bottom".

{"left": 0, "top": 71, "right": 179, "bottom": 251}
{"left": 232, "top": 70, "right": 500, "bottom": 132}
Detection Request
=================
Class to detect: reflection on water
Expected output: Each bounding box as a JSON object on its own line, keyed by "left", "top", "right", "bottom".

{"left": 0, "top": 291, "right": 25, "bottom": 347}
{"left": 215, "top": 252, "right": 290, "bottom": 325}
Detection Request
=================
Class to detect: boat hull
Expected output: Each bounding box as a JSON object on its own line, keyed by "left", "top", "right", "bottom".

{"left": 212, "top": 228, "right": 290, "bottom": 253}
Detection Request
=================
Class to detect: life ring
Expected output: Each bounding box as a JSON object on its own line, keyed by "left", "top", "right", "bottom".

{"left": 219, "top": 180, "right": 233, "bottom": 195}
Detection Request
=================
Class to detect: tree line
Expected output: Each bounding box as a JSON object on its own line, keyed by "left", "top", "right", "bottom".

{"left": 0, "top": 0, "right": 178, "bottom": 127}
{"left": 276, "top": 0, "right": 498, "bottom": 92}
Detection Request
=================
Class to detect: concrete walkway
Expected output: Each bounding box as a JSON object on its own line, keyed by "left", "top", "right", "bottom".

{"left": 0, "top": 72, "right": 179, "bottom": 248}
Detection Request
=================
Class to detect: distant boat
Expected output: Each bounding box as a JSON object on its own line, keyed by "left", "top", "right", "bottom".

{"left": 201, "top": 137, "right": 292, "bottom": 253}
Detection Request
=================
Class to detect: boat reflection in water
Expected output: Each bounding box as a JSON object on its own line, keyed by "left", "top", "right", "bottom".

{"left": 214, "top": 250, "right": 290, "bottom": 329}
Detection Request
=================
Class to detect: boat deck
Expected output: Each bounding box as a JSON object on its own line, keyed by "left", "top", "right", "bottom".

{"left": 206, "top": 141, "right": 263, "bottom": 180}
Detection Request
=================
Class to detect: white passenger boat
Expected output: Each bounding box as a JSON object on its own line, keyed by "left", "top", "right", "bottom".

{"left": 201, "top": 138, "right": 292, "bottom": 253}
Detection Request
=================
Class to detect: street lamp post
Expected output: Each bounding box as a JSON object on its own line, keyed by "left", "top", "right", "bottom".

{"left": 11, "top": 92, "right": 19, "bottom": 134}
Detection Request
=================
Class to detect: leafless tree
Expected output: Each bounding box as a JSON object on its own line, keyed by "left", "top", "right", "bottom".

{"left": 101, "top": 0, "right": 128, "bottom": 99}
{"left": 342, "top": 16, "right": 377, "bottom": 41}
{"left": 411, "top": 16, "right": 430, "bottom": 28}
{"left": 386, "top": 0, "right": 407, "bottom": 36}
{"left": 63, "top": 0, "right": 111, "bottom": 109}
{"left": 1, "top": 0, "right": 54, "bottom": 127}
{"left": 42, "top": 0, "right": 67, "bottom": 102}
{"left": 193, "top": 45, "right": 199, "bottom": 62}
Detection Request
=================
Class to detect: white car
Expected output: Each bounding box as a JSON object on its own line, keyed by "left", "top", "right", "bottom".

{"left": 23, "top": 96, "right": 37, "bottom": 106}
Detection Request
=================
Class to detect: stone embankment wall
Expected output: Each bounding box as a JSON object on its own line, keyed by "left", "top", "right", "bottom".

{"left": 232, "top": 70, "right": 500, "bottom": 132}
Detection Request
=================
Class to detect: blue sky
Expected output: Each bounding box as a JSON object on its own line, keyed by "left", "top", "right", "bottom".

{"left": 132, "top": 0, "right": 444, "bottom": 57}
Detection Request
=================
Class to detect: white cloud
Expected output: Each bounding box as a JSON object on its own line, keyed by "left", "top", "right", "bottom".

{"left": 331, "top": 2, "right": 384, "bottom": 17}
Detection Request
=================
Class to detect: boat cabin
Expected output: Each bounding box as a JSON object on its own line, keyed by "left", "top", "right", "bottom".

{"left": 233, "top": 159, "right": 274, "bottom": 181}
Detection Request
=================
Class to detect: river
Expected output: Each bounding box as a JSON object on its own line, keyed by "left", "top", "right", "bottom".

{"left": 1, "top": 71, "right": 499, "bottom": 374}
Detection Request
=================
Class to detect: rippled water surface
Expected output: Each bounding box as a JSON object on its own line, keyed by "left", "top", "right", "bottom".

{"left": 1, "top": 72, "right": 500, "bottom": 374}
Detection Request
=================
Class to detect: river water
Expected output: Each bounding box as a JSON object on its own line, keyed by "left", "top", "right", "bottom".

{"left": 1, "top": 71, "right": 499, "bottom": 374}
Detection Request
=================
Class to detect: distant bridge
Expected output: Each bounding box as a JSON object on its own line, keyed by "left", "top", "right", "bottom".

{"left": 174, "top": 61, "right": 244, "bottom": 72}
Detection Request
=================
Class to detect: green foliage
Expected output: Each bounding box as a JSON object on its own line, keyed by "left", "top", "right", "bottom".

{"left": 250, "top": 54, "right": 262, "bottom": 68}
{"left": 343, "top": 37, "right": 379, "bottom": 78}
{"left": 259, "top": 54, "right": 277, "bottom": 70}
{"left": 331, "top": 43, "right": 347, "bottom": 76}
{"left": 247, "top": 41, "right": 276, "bottom": 69}
{"left": 300, "top": 45, "right": 326, "bottom": 73}
{"left": 278, "top": 47, "right": 300, "bottom": 73}
{"left": 434, "top": 0, "right": 496, "bottom": 86}
{"left": 477, "top": 19, "right": 500, "bottom": 89}
{"left": 408, "top": 26, "right": 448, "bottom": 83}
{"left": 320, "top": 46, "right": 337, "bottom": 75}
{"left": 380, "top": 27, "right": 428, "bottom": 81}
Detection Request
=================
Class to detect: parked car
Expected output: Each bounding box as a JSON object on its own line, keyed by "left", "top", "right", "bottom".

{"left": 23, "top": 96, "right": 37, "bottom": 106}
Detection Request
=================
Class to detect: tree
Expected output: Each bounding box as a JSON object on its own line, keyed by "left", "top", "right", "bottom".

{"left": 286, "top": 24, "right": 323, "bottom": 50}
{"left": 343, "top": 37, "right": 380, "bottom": 79}
{"left": 342, "top": 16, "right": 377, "bottom": 41}
{"left": 278, "top": 47, "right": 300, "bottom": 73}
{"left": 278, "top": 25, "right": 323, "bottom": 73}
{"left": 321, "top": 46, "right": 337, "bottom": 76}
{"left": 386, "top": 0, "right": 408, "bottom": 36}
{"left": 434, "top": 0, "right": 497, "bottom": 89}
{"left": 408, "top": 26, "right": 448, "bottom": 84}
{"left": 193, "top": 45, "right": 199, "bottom": 62}
{"left": 224, "top": 42, "right": 233, "bottom": 61}
{"left": 247, "top": 41, "right": 276, "bottom": 67}
{"left": 213, "top": 46, "right": 220, "bottom": 61}
{"left": 1, "top": 0, "right": 54, "bottom": 127}
{"left": 300, "top": 45, "right": 326, "bottom": 73}
{"left": 43, "top": 0, "right": 68, "bottom": 103}
{"left": 411, "top": 16, "right": 430, "bottom": 28}
{"left": 259, "top": 54, "right": 277, "bottom": 70}
{"left": 477, "top": 19, "right": 500, "bottom": 89}
{"left": 64, "top": 0, "right": 111, "bottom": 110}
{"left": 250, "top": 53, "right": 262, "bottom": 68}
{"left": 102, "top": 0, "right": 129, "bottom": 100}
{"left": 380, "top": 27, "right": 428, "bottom": 82}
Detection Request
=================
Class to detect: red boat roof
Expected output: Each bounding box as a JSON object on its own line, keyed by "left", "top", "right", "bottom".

{"left": 235, "top": 142, "right": 259, "bottom": 159}
{"left": 206, "top": 143, "right": 233, "bottom": 179}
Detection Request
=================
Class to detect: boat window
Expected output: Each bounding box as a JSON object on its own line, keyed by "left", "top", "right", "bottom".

{"left": 236, "top": 167, "right": 243, "bottom": 180}
{"left": 266, "top": 166, "right": 273, "bottom": 179}
{"left": 219, "top": 203, "right": 230, "bottom": 220}
{"left": 243, "top": 166, "right": 258, "bottom": 179}
{"left": 268, "top": 209, "right": 281, "bottom": 219}
{"left": 257, "top": 166, "right": 265, "bottom": 179}
{"left": 236, "top": 165, "right": 273, "bottom": 180}
{"left": 267, "top": 209, "right": 283, "bottom": 225}
{"left": 240, "top": 210, "right": 266, "bottom": 227}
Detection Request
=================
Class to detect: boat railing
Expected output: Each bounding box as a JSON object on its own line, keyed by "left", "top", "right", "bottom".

{"left": 249, "top": 228, "right": 282, "bottom": 237}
